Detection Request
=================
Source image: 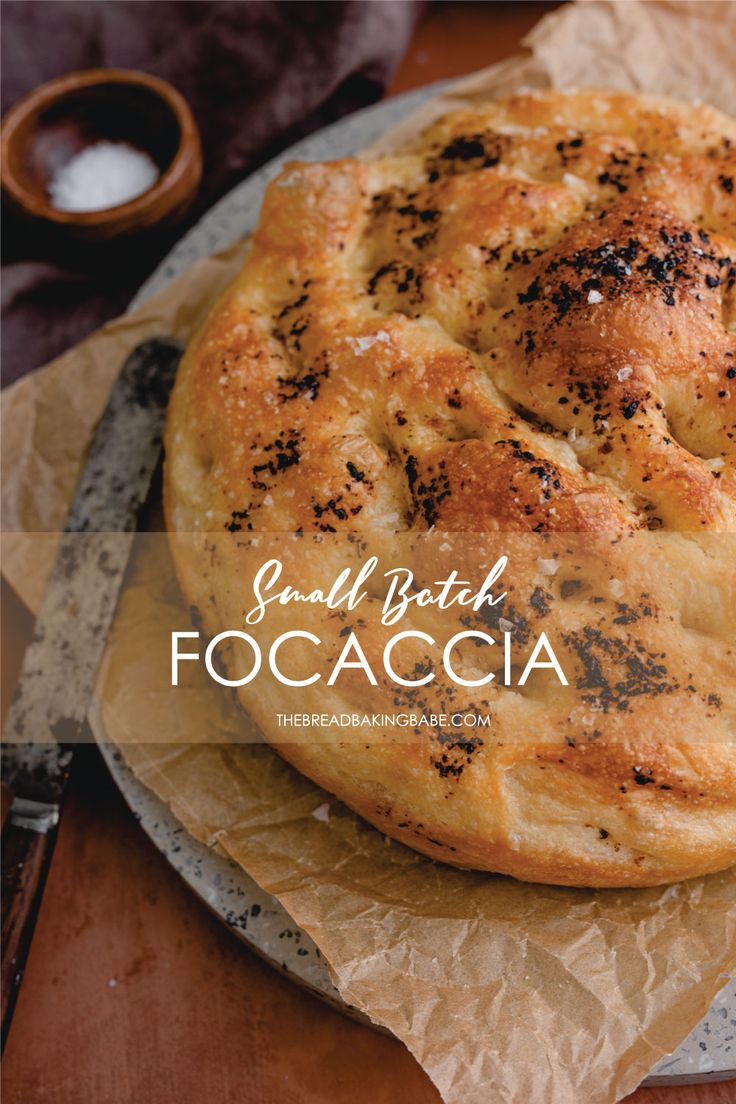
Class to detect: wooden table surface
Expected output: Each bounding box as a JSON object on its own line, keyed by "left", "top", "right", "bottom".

{"left": 2, "top": 4, "right": 733, "bottom": 1102}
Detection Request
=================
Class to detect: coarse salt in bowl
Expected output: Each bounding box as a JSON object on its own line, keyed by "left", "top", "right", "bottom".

{"left": 48, "top": 140, "right": 160, "bottom": 212}
{"left": 1, "top": 68, "right": 202, "bottom": 240}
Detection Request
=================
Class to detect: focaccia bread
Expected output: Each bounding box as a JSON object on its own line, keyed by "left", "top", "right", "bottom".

{"left": 165, "top": 89, "right": 736, "bottom": 886}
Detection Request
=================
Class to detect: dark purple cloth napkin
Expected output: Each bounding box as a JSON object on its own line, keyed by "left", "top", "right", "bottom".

{"left": 1, "top": 0, "right": 420, "bottom": 385}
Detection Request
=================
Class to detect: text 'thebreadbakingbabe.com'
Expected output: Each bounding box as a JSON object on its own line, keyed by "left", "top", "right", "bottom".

{"left": 275, "top": 712, "right": 494, "bottom": 728}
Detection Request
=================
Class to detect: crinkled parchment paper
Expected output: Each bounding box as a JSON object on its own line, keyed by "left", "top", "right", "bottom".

{"left": 2, "top": 3, "right": 735, "bottom": 1102}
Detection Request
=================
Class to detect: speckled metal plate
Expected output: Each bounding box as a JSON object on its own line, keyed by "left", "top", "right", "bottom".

{"left": 116, "top": 85, "right": 735, "bottom": 1088}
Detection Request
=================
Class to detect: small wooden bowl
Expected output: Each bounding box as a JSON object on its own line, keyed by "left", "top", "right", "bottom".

{"left": 1, "top": 68, "right": 202, "bottom": 241}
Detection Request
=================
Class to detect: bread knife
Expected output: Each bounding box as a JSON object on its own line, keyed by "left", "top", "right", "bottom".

{"left": 1, "top": 336, "right": 183, "bottom": 1048}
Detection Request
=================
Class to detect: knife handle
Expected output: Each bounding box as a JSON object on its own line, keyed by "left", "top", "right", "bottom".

{"left": 1, "top": 813, "right": 60, "bottom": 1050}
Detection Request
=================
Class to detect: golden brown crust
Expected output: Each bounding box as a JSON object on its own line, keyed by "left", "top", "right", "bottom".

{"left": 165, "top": 90, "right": 736, "bottom": 886}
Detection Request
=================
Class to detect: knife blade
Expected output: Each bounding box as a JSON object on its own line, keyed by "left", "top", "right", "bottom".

{"left": 1, "top": 335, "right": 183, "bottom": 1047}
